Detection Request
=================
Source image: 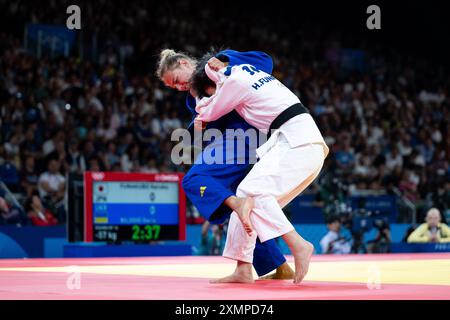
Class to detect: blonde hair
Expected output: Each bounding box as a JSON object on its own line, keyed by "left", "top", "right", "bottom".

{"left": 156, "top": 49, "right": 197, "bottom": 79}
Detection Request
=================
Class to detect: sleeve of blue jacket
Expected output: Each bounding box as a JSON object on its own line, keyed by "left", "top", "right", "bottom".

{"left": 216, "top": 49, "right": 274, "bottom": 74}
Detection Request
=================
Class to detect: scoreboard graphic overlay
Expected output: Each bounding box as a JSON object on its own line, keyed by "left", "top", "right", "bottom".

{"left": 83, "top": 172, "right": 186, "bottom": 243}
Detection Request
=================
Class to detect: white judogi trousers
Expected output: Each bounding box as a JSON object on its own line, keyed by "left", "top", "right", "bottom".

{"left": 222, "top": 131, "right": 327, "bottom": 263}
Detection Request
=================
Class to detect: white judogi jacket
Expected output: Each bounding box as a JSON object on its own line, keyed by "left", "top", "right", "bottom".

{"left": 195, "top": 64, "right": 329, "bottom": 158}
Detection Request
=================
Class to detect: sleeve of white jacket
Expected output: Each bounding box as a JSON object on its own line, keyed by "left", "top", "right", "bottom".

{"left": 195, "top": 66, "right": 249, "bottom": 122}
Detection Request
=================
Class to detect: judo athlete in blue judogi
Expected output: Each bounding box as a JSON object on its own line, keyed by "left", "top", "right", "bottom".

{"left": 157, "top": 49, "right": 294, "bottom": 279}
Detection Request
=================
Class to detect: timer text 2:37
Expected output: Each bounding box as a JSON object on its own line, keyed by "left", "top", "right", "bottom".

{"left": 132, "top": 225, "right": 161, "bottom": 241}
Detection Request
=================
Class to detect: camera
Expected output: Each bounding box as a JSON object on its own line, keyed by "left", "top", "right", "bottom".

{"left": 335, "top": 196, "right": 391, "bottom": 253}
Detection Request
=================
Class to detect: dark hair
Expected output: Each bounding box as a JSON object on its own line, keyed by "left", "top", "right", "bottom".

{"left": 326, "top": 215, "right": 340, "bottom": 225}
{"left": 190, "top": 50, "right": 218, "bottom": 99}
{"left": 24, "top": 197, "right": 33, "bottom": 213}
{"left": 24, "top": 191, "right": 40, "bottom": 212}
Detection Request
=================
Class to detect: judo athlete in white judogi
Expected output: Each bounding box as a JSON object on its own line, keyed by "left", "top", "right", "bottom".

{"left": 193, "top": 63, "right": 330, "bottom": 284}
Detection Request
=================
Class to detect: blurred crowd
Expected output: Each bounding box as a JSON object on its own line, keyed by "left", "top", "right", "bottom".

{"left": 0, "top": 0, "right": 449, "bottom": 227}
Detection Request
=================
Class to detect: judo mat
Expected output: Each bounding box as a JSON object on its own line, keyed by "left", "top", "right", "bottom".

{"left": 1, "top": 253, "right": 449, "bottom": 300}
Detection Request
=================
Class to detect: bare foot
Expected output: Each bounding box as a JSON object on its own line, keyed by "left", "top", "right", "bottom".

{"left": 210, "top": 263, "right": 254, "bottom": 284}
{"left": 259, "top": 263, "right": 295, "bottom": 280}
{"left": 210, "top": 272, "right": 255, "bottom": 284}
{"left": 292, "top": 241, "right": 314, "bottom": 284}
{"left": 234, "top": 197, "right": 254, "bottom": 236}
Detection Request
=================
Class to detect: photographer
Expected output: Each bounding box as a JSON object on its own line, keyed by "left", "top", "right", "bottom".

{"left": 320, "top": 215, "right": 352, "bottom": 254}
{"left": 367, "top": 217, "right": 391, "bottom": 253}
{"left": 340, "top": 198, "right": 391, "bottom": 253}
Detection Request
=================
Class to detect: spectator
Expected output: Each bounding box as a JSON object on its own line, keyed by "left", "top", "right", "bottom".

{"left": 397, "top": 132, "right": 413, "bottom": 157}
{"left": 21, "top": 127, "right": 41, "bottom": 159}
{"left": 0, "top": 154, "right": 20, "bottom": 192}
{"left": 25, "top": 193, "right": 58, "bottom": 226}
{"left": 37, "top": 158, "right": 65, "bottom": 208}
{"left": 105, "top": 141, "right": 120, "bottom": 170}
{"left": 20, "top": 155, "right": 39, "bottom": 197}
{"left": 385, "top": 145, "right": 403, "bottom": 173}
{"left": 366, "top": 218, "right": 391, "bottom": 253}
{"left": 167, "top": 111, "right": 182, "bottom": 131}
{"left": 120, "top": 143, "right": 140, "bottom": 172}
{"left": 116, "top": 132, "right": 135, "bottom": 156}
{"left": 420, "top": 138, "right": 436, "bottom": 165}
{"left": 334, "top": 134, "right": 355, "bottom": 175}
{"left": 399, "top": 170, "right": 420, "bottom": 203}
{"left": 96, "top": 113, "right": 118, "bottom": 141}
{"left": 407, "top": 208, "right": 450, "bottom": 243}
{"left": 140, "top": 158, "right": 159, "bottom": 173}
{"left": 354, "top": 149, "right": 372, "bottom": 180}
{"left": 135, "top": 113, "right": 153, "bottom": 145}
{"left": 4, "top": 133, "right": 22, "bottom": 166}
{"left": 151, "top": 115, "right": 163, "bottom": 137}
{"left": 87, "top": 156, "right": 104, "bottom": 172}
{"left": 66, "top": 139, "right": 86, "bottom": 174}
{"left": 0, "top": 195, "right": 28, "bottom": 226}
{"left": 320, "top": 215, "right": 352, "bottom": 254}
{"left": 134, "top": 93, "right": 155, "bottom": 117}
{"left": 42, "top": 130, "right": 65, "bottom": 157}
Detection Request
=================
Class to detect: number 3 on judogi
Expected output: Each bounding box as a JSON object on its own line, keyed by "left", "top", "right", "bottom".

{"left": 242, "top": 65, "right": 260, "bottom": 75}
